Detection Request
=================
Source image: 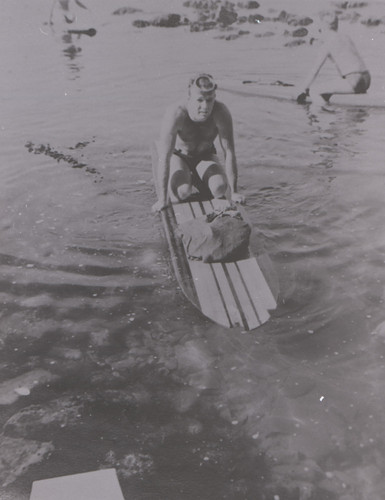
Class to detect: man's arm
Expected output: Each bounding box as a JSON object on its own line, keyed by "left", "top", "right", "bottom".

{"left": 152, "top": 105, "right": 181, "bottom": 212}
{"left": 215, "top": 102, "right": 244, "bottom": 204}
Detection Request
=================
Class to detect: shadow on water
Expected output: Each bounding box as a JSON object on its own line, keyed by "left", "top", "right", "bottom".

{"left": 304, "top": 104, "right": 371, "bottom": 167}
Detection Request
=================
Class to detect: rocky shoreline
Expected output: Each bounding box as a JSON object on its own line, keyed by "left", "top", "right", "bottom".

{"left": 113, "top": 0, "right": 385, "bottom": 45}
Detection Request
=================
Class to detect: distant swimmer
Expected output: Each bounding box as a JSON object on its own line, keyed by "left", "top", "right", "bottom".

{"left": 49, "top": 0, "right": 96, "bottom": 37}
{"left": 152, "top": 73, "right": 244, "bottom": 212}
{"left": 296, "top": 12, "right": 370, "bottom": 104}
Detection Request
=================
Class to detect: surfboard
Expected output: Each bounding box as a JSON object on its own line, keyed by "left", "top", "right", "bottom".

{"left": 219, "top": 79, "right": 385, "bottom": 109}
{"left": 152, "top": 144, "right": 276, "bottom": 331}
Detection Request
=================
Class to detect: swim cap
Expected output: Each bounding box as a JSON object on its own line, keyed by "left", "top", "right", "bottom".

{"left": 188, "top": 73, "right": 217, "bottom": 93}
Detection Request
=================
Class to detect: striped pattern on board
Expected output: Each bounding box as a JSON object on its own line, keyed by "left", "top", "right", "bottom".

{"left": 172, "top": 198, "right": 276, "bottom": 330}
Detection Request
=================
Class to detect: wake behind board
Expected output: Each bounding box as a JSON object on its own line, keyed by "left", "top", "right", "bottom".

{"left": 152, "top": 143, "right": 276, "bottom": 331}
{"left": 219, "top": 80, "right": 385, "bottom": 109}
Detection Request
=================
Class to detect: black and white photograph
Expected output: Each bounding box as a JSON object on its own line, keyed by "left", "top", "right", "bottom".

{"left": 1, "top": 1, "right": 385, "bottom": 499}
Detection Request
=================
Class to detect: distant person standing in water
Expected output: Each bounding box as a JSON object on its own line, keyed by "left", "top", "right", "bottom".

{"left": 49, "top": 0, "right": 96, "bottom": 38}
{"left": 296, "top": 12, "right": 370, "bottom": 104}
{"left": 152, "top": 73, "right": 244, "bottom": 212}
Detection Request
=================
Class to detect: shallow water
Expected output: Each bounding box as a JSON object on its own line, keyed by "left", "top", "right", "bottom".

{"left": 2, "top": 1, "right": 385, "bottom": 499}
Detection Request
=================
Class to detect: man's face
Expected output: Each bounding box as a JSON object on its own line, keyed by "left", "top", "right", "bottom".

{"left": 187, "top": 87, "right": 216, "bottom": 122}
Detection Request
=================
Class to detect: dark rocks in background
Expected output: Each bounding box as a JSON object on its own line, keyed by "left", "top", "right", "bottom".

{"left": 292, "top": 27, "right": 309, "bottom": 37}
{"left": 335, "top": 1, "right": 368, "bottom": 8}
{"left": 133, "top": 14, "right": 189, "bottom": 29}
{"left": 152, "top": 13, "right": 183, "bottom": 27}
{"left": 215, "top": 29, "right": 250, "bottom": 40}
{"left": 183, "top": 0, "right": 219, "bottom": 7}
{"left": 288, "top": 16, "right": 313, "bottom": 26}
{"left": 190, "top": 21, "right": 217, "bottom": 31}
{"left": 112, "top": 7, "right": 142, "bottom": 15}
{"left": 275, "top": 10, "right": 290, "bottom": 22}
{"left": 254, "top": 31, "right": 274, "bottom": 38}
{"left": 222, "top": 34, "right": 241, "bottom": 40}
{"left": 238, "top": 1, "right": 260, "bottom": 9}
{"left": 248, "top": 13, "right": 264, "bottom": 23}
{"left": 273, "top": 10, "right": 313, "bottom": 26}
{"left": 216, "top": 6, "right": 238, "bottom": 26}
{"left": 196, "top": 11, "right": 214, "bottom": 22}
{"left": 130, "top": 1, "right": 375, "bottom": 43}
{"left": 285, "top": 39, "right": 306, "bottom": 47}
{"left": 130, "top": 3, "right": 315, "bottom": 44}
{"left": 132, "top": 19, "right": 151, "bottom": 28}
{"left": 361, "top": 17, "right": 383, "bottom": 26}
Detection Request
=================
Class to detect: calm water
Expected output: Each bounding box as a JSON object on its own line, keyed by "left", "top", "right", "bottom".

{"left": 2, "top": 1, "right": 385, "bottom": 499}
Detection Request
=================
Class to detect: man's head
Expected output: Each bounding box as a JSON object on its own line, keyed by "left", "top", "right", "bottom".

{"left": 187, "top": 73, "right": 217, "bottom": 122}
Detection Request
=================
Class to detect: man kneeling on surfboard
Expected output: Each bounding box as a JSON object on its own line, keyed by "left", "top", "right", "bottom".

{"left": 296, "top": 13, "right": 370, "bottom": 104}
{"left": 152, "top": 73, "right": 244, "bottom": 212}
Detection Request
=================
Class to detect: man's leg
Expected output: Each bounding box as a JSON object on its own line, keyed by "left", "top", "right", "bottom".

{"left": 196, "top": 158, "right": 227, "bottom": 199}
{"left": 168, "top": 154, "right": 192, "bottom": 202}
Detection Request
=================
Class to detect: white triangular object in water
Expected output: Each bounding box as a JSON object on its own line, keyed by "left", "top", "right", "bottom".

{"left": 30, "top": 468, "right": 125, "bottom": 500}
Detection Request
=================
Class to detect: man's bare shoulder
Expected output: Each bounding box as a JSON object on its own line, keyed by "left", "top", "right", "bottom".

{"left": 160, "top": 102, "right": 188, "bottom": 135}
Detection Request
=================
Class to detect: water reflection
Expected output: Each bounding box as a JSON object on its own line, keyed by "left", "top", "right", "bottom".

{"left": 48, "top": 0, "right": 96, "bottom": 77}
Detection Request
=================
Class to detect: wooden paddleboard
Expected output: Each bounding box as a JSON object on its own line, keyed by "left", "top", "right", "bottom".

{"left": 219, "top": 80, "right": 385, "bottom": 109}
{"left": 152, "top": 144, "right": 276, "bottom": 331}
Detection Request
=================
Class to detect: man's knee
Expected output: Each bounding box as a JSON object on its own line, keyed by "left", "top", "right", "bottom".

{"left": 170, "top": 169, "right": 192, "bottom": 201}
{"left": 199, "top": 163, "right": 226, "bottom": 197}
{"left": 176, "top": 183, "right": 192, "bottom": 200}
{"left": 208, "top": 174, "right": 227, "bottom": 198}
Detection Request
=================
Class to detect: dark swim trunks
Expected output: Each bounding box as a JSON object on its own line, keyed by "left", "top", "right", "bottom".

{"left": 173, "top": 146, "right": 217, "bottom": 168}
{"left": 173, "top": 146, "right": 217, "bottom": 197}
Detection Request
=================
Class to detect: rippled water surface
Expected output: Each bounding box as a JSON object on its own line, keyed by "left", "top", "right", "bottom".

{"left": 2, "top": 1, "right": 385, "bottom": 499}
